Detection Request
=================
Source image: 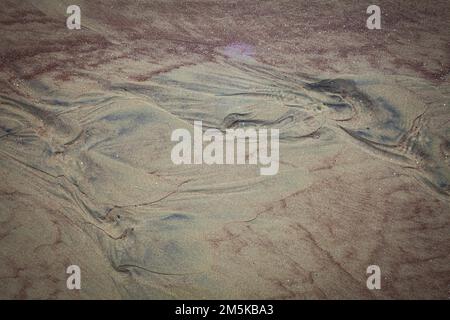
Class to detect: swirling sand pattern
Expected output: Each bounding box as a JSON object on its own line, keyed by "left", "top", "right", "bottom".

{"left": 0, "top": 0, "right": 449, "bottom": 299}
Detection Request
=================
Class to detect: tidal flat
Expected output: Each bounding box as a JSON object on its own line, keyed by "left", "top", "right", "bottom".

{"left": 0, "top": 0, "right": 449, "bottom": 299}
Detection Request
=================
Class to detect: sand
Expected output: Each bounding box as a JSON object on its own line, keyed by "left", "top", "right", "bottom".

{"left": 0, "top": 0, "right": 449, "bottom": 299}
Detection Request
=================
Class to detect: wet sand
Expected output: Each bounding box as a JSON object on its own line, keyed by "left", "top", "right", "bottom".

{"left": 0, "top": 0, "right": 449, "bottom": 299}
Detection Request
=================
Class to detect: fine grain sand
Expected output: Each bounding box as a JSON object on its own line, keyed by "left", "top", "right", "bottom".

{"left": 0, "top": 0, "right": 449, "bottom": 299}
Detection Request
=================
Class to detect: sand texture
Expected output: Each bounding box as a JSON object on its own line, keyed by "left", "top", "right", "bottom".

{"left": 0, "top": 0, "right": 449, "bottom": 299}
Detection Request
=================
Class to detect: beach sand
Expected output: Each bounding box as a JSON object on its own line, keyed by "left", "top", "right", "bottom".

{"left": 0, "top": 0, "right": 449, "bottom": 299}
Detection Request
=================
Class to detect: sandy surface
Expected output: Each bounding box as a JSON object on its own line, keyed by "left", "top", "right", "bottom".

{"left": 0, "top": 0, "right": 449, "bottom": 299}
